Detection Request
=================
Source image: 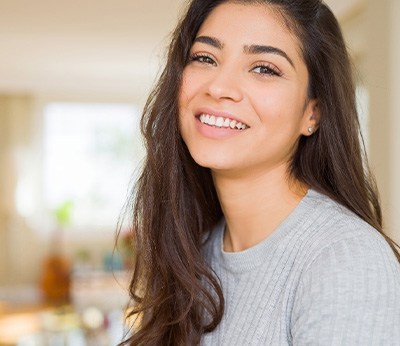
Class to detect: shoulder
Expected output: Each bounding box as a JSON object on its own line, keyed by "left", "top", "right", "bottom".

{"left": 292, "top": 189, "right": 400, "bottom": 311}
{"left": 296, "top": 189, "right": 399, "bottom": 271}
{"left": 297, "top": 227, "right": 400, "bottom": 296}
{"left": 290, "top": 190, "right": 400, "bottom": 344}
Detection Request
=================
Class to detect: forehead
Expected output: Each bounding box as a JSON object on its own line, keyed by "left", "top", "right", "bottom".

{"left": 196, "top": 2, "right": 304, "bottom": 60}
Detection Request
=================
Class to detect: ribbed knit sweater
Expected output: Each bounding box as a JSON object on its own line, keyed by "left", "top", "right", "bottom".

{"left": 201, "top": 189, "right": 400, "bottom": 345}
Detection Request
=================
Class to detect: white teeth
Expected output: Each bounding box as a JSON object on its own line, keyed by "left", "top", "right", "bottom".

{"left": 198, "top": 113, "right": 248, "bottom": 130}
{"left": 215, "top": 117, "right": 224, "bottom": 127}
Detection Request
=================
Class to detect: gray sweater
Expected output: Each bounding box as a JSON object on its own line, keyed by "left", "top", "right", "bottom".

{"left": 201, "top": 189, "right": 400, "bottom": 345}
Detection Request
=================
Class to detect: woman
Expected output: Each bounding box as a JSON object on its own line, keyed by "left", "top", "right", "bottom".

{"left": 121, "top": 0, "right": 400, "bottom": 345}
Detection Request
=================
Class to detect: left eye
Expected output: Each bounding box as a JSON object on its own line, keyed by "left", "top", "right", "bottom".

{"left": 189, "top": 54, "right": 216, "bottom": 66}
{"left": 251, "top": 65, "right": 281, "bottom": 76}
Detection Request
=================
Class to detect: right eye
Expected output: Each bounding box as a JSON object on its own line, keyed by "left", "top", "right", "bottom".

{"left": 189, "top": 53, "right": 216, "bottom": 66}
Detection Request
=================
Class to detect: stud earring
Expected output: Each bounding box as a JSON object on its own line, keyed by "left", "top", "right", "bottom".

{"left": 307, "top": 127, "right": 314, "bottom": 134}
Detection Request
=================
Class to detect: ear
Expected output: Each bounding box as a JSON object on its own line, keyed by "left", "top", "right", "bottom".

{"left": 301, "top": 99, "right": 320, "bottom": 136}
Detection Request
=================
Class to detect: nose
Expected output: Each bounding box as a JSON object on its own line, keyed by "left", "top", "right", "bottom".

{"left": 205, "top": 66, "right": 244, "bottom": 102}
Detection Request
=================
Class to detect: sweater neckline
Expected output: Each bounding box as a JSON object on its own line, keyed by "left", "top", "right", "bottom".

{"left": 213, "top": 188, "right": 319, "bottom": 273}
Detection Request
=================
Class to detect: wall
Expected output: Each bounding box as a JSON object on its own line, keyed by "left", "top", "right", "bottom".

{"left": 340, "top": 1, "right": 400, "bottom": 242}
{"left": 391, "top": 0, "right": 400, "bottom": 241}
{"left": 365, "top": 0, "right": 400, "bottom": 241}
{"left": 0, "top": 95, "right": 42, "bottom": 284}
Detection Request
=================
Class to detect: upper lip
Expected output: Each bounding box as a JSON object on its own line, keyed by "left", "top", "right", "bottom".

{"left": 195, "top": 107, "right": 250, "bottom": 127}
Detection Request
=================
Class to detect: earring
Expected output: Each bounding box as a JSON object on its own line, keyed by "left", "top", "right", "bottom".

{"left": 307, "top": 127, "right": 314, "bottom": 134}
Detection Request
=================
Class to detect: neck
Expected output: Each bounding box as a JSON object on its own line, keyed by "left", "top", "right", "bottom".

{"left": 212, "top": 164, "right": 308, "bottom": 252}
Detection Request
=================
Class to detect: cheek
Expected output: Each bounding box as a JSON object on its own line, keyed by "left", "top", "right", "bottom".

{"left": 179, "top": 70, "right": 195, "bottom": 106}
{"left": 178, "top": 75, "right": 189, "bottom": 109}
{"left": 251, "top": 90, "right": 287, "bottom": 126}
{"left": 251, "top": 86, "right": 306, "bottom": 130}
{"left": 178, "top": 73, "right": 193, "bottom": 139}
{"left": 179, "top": 68, "right": 208, "bottom": 107}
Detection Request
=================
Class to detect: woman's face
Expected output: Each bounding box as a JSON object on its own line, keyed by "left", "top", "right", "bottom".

{"left": 179, "top": 2, "right": 318, "bottom": 177}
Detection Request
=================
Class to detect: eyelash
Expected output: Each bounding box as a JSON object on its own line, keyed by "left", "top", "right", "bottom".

{"left": 188, "top": 53, "right": 282, "bottom": 77}
{"left": 251, "top": 63, "right": 282, "bottom": 77}
{"left": 189, "top": 53, "right": 216, "bottom": 65}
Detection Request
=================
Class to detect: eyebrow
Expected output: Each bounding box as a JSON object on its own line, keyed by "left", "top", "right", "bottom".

{"left": 244, "top": 44, "right": 295, "bottom": 69}
{"left": 193, "top": 35, "right": 295, "bottom": 69}
{"left": 194, "top": 35, "right": 224, "bottom": 49}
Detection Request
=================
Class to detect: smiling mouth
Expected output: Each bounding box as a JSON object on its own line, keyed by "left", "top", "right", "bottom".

{"left": 198, "top": 114, "right": 250, "bottom": 130}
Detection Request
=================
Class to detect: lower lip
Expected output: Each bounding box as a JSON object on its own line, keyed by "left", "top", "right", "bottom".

{"left": 195, "top": 118, "right": 247, "bottom": 139}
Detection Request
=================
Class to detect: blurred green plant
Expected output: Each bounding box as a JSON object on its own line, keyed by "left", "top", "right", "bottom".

{"left": 53, "top": 200, "right": 74, "bottom": 227}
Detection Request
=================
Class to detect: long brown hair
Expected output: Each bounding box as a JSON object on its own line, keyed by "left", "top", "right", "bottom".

{"left": 120, "top": 0, "right": 400, "bottom": 344}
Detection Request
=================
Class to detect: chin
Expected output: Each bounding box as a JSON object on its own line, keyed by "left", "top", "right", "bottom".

{"left": 190, "top": 151, "right": 247, "bottom": 173}
{"left": 188, "top": 149, "right": 229, "bottom": 170}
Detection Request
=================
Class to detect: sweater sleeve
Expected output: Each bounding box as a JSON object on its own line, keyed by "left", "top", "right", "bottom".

{"left": 291, "top": 232, "right": 400, "bottom": 346}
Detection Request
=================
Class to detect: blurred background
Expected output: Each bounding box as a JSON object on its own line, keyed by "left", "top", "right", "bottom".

{"left": 0, "top": 0, "right": 399, "bottom": 344}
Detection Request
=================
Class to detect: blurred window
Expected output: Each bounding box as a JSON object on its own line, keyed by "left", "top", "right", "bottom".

{"left": 42, "top": 102, "right": 143, "bottom": 231}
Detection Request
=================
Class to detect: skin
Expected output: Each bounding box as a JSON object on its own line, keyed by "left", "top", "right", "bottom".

{"left": 179, "top": 3, "right": 320, "bottom": 252}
